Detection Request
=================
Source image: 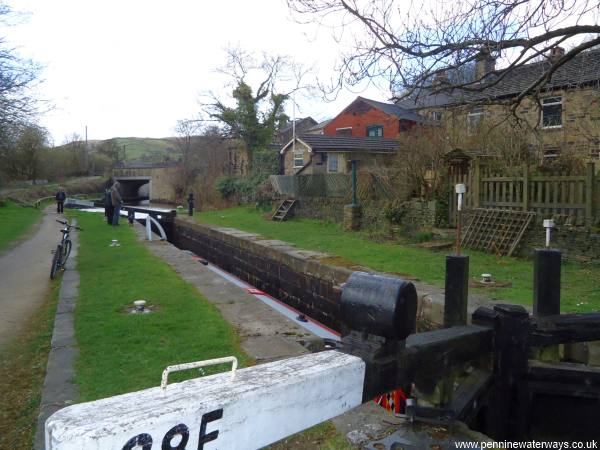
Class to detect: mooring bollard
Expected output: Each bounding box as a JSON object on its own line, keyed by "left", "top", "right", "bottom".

{"left": 187, "top": 192, "right": 194, "bottom": 216}
{"left": 444, "top": 255, "right": 469, "bottom": 328}
{"left": 441, "top": 254, "right": 469, "bottom": 406}
{"left": 490, "top": 304, "right": 530, "bottom": 440}
{"left": 533, "top": 248, "right": 561, "bottom": 317}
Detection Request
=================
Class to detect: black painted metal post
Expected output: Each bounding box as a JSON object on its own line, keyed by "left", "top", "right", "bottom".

{"left": 351, "top": 160, "right": 358, "bottom": 206}
{"left": 489, "top": 304, "right": 530, "bottom": 441}
{"left": 440, "top": 254, "right": 470, "bottom": 406}
{"left": 533, "top": 248, "right": 561, "bottom": 317}
{"left": 444, "top": 255, "right": 469, "bottom": 327}
{"left": 187, "top": 193, "right": 194, "bottom": 217}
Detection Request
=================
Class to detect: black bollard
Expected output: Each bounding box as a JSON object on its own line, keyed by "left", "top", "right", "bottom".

{"left": 187, "top": 193, "right": 194, "bottom": 217}
{"left": 533, "top": 248, "right": 561, "bottom": 317}
{"left": 444, "top": 255, "right": 469, "bottom": 327}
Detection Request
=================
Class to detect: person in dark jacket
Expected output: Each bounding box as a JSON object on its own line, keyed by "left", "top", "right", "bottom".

{"left": 55, "top": 187, "right": 66, "bottom": 213}
{"left": 110, "top": 181, "right": 123, "bottom": 226}
{"left": 104, "top": 187, "right": 114, "bottom": 225}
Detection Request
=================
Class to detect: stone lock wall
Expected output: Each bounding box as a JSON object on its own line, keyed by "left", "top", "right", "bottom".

{"left": 172, "top": 217, "right": 351, "bottom": 331}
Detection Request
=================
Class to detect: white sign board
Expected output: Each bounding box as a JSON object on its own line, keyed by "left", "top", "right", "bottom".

{"left": 46, "top": 351, "right": 365, "bottom": 450}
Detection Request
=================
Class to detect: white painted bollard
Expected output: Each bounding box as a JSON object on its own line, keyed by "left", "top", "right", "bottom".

{"left": 145, "top": 214, "right": 168, "bottom": 241}
{"left": 543, "top": 219, "right": 555, "bottom": 248}
{"left": 45, "top": 351, "right": 365, "bottom": 450}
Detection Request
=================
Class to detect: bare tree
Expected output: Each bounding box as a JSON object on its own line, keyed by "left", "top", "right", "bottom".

{"left": 0, "top": 4, "right": 42, "bottom": 128}
{"left": 287, "top": 0, "right": 600, "bottom": 106}
{"left": 204, "top": 47, "right": 311, "bottom": 171}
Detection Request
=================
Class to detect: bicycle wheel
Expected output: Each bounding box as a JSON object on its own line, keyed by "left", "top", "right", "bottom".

{"left": 63, "top": 239, "right": 72, "bottom": 265}
{"left": 50, "top": 244, "right": 62, "bottom": 280}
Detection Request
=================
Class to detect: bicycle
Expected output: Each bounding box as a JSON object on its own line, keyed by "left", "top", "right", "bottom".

{"left": 50, "top": 219, "right": 82, "bottom": 280}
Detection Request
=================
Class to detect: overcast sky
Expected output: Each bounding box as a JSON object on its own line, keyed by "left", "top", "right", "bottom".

{"left": 3, "top": 0, "right": 386, "bottom": 144}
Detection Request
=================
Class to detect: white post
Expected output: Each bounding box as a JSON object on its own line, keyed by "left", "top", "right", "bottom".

{"left": 145, "top": 215, "right": 152, "bottom": 241}
{"left": 543, "top": 219, "right": 555, "bottom": 248}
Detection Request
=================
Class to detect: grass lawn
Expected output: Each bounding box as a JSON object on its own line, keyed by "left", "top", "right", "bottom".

{"left": 197, "top": 207, "right": 600, "bottom": 313}
{"left": 0, "top": 281, "right": 59, "bottom": 450}
{"left": 0, "top": 201, "right": 42, "bottom": 253}
{"left": 69, "top": 211, "right": 249, "bottom": 402}
{"left": 268, "top": 421, "right": 355, "bottom": 449}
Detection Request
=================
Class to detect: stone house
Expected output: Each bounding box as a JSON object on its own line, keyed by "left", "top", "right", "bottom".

{"left": 398, "top": 47, "right": 600, "bottom": 163}
{"left": 280, "top": 134, "right": 398, "bottom": 175}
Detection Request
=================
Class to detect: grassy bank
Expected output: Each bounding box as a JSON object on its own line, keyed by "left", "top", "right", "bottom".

{"left": 197, "top": 207, "right": 600, "bottom": 313}
{"left": 0, "top": 282, "right": 59, "bottom": 450}
{"left": 70, "top": 211, "right": 248, "bottom": 401}
{"left": 0, "top": 201, "right": 42, "bottom": 253}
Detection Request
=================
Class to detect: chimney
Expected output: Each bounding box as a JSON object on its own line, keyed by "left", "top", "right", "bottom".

{"left": 433, "top": 69, "right": 449, "bottom": 85}
{"left": 475, "top": 49, "right": 496, "bottom": 80}
{"left": 549, "top": 46, "right": 565, "bottom": 60}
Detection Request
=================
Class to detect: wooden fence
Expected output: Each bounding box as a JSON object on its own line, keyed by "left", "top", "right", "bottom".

{"left": 449, "top": 161, "right": 597, "bottom": 226}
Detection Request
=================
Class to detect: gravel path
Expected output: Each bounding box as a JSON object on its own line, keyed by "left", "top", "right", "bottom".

{"left": 0, "top": 207, "right": 63, "bottom": 352}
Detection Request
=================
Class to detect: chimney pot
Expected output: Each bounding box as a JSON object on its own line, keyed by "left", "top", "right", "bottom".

{"left": 549, "top": 46, "right": 565, "bottom": 59}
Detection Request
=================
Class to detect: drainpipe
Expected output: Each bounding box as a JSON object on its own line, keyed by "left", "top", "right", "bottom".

{"left": 351, "top": 160, "right": 358, "bottom": 206}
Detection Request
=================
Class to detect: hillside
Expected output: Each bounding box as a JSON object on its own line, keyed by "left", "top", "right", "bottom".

{"left": 112, "top": 137, "right": 177, "bottom": 162}
{"left": 53, "top": 137, "right": 178, "bottom": 163}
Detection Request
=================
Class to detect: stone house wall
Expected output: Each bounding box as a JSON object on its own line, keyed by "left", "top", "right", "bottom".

{"left": 416, "top": 85, "right": 600, "bottom": 163}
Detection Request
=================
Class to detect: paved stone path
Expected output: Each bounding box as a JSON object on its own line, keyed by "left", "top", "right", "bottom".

{"left": 0, "top": 208, "right": 63, "bottom": 352}
{"left": 34, "top": 220, "right": 80, "bottom": 450}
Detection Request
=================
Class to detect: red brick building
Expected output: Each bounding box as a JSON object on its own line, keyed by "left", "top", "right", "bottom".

{"left": 323, "top": 96, "right": 426, "bottom": 138}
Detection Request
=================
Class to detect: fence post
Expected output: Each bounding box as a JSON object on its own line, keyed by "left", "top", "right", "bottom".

{"left": 473, "top": 158, "right": 480, "bottom": 208}
{"left": 522, "top": 164, "right": 529, "bottom": 211}
{"left": 585, "top": 162, "right": 594, "bottom": 225}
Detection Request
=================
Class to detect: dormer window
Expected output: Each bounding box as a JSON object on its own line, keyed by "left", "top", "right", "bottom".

{"left": 542, "top": 96, "right": 562, "bottom": 128}
{"left": 366, "top": 125, "right": 383, "bottom": 137}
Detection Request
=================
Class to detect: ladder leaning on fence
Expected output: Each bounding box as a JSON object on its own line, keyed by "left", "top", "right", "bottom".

{"left": 272, "top": 199, "right": 296, "bottom": 221}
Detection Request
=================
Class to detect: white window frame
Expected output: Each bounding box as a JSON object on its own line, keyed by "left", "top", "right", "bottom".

{"left": 327, "top": 153, "right": 339, "bottom": 173}
{"left": 293, "top": 150, "right": 304, "bottom": 168}
{"left": 541, "top": 96, "right": 563, "bottom": 129}
{"left": 335, "top": 127, "right": 352, "bottom": 136}
{"left": 431, "top": 111, "right": 443, "bottom": 121}
{"left": 467, "top": 107, "right": 484, "bottom": 132}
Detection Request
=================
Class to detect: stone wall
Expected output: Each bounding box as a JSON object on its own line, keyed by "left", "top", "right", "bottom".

{"left": 172, "top": 217, "right": 351, "bottom": 331}
{"left": 396, "top": 199, "right": 437, "bottom": 232}
{"left": 517, "top": 225, "right": 600, "bottom": 263}
{"left": 291, "top": 197, "right": 437, "bottom": 232}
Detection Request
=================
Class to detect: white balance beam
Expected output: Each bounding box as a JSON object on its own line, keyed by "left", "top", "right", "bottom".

{"left": 45, "top": 351, "right": 365, "bottom": 450}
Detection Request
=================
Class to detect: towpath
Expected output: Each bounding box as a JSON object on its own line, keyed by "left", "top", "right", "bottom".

{"left": 0, "top": 207, "right": 62, "bottom": 352}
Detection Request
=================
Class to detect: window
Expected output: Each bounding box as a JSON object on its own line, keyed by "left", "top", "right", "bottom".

{"left": 431, "top": 111, "right": 443, "bottom": 121}
{"left": 542, "top": 96, "right": 562, "bottom": 128}
{"left": 366, "top": 125, "right": 383, "bottom": 137}
{"left": 327, "top": 153, "right": 339, "bottom": 173}
{"left": 293, "top": 150, "right": 304, "bottom": 168}
{"left": 335, "top": 127, "right": 352, "bottom": 136}
{"left": 591, "top": 143, "right": 600, "bottom": 160}
{"left": 467, "top": 107, "right": 484, "bottom": 132}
